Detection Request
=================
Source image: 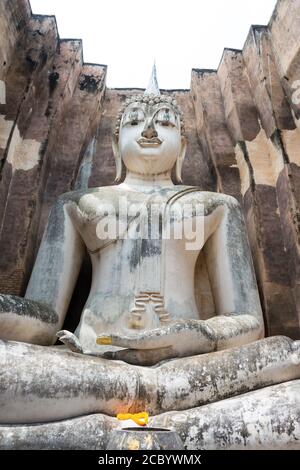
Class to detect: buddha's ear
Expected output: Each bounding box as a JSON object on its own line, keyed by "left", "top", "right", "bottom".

{"left": 112, "top": 133, "right": 123, "bottom": 183}
{"left": 175, "top": 135, "right": 187, "bottom": 184}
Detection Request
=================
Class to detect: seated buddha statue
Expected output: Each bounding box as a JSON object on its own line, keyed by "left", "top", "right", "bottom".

{"left": 0, "top": 69, "right": 299, "bottom": 448}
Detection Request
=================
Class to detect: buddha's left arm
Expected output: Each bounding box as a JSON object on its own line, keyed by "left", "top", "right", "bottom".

{"left": 202, "top": 195, "right": 264, "bottom": 348}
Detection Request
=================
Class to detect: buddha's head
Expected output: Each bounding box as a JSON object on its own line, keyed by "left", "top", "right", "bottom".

{"left": 112, "top": 92, "right": 186, "bottom": 183}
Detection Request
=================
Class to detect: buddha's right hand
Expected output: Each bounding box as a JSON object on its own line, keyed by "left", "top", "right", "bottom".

{"left": 97, "top": 319, "right": 216, "bottom": 360}
{"left": 56, "top": 330, "right": 84, "bottom": 353}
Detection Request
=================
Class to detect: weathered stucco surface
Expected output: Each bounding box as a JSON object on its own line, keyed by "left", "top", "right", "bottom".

{"left": 152, "top": 379, "right": 300, "bottom": 450}
{"left": 0, "top": 379, "right": 299, "bottom": 450}
{"left": 0, "top": 336, "right": 299, "bottom": 423}
{"left": 0, "top": 0, "right": 299, "bottom": 339}
{"left": 0, "top": 0, "right": 300, "bottom": 450}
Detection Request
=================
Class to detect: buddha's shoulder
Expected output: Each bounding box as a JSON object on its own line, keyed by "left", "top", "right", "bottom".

{"left": 173, "top": 186, "right": 240, "bottom": 207}
{"left": 55, "top": 185, "right": 241, "bottom": 210}
{"left": 54, "top": 186, "right": 123, "bottom": 206}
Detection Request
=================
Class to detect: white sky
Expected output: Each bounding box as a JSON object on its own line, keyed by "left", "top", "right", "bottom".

{"left": 30, "top": 0, "right": 277, "bottom": 90}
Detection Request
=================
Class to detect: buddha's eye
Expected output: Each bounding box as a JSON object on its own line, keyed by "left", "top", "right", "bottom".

{"left": 122, "top": 108, "right": 144, "bottom": 127}
{"left": 129, "top": 111, "right": 139, "bottom": 125}
{"left": 155, "top": 108, "right": 176, "bottom": 127}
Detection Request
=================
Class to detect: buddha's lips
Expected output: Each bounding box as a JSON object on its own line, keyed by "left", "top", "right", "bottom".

{"left": 137, "top": 137, "right": 162, "bottom": 147}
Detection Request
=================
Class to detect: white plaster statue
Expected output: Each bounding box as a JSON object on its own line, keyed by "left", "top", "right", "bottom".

{"left": 0, "top": 67, "right": 299, "bottom": 449}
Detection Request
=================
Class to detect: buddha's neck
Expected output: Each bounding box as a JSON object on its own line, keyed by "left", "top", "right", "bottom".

{"left": 121, "top": 170, "right": 175, "bottom": 190}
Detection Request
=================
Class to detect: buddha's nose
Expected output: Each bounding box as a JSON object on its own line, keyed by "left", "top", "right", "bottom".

{"left": 141, "top": 119, "right": 158, "bottom": 139}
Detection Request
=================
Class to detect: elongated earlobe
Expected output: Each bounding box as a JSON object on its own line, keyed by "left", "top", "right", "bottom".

{"left": 175, "top": 136, "right": 187, "bottom": 183}
{"left": 112, "top": 134, "right": 123, "bottom": 182}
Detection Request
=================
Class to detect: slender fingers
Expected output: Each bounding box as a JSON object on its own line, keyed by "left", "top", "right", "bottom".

{"left": 96, "top": 320, "right": 215, "bottom": 358}
{"left": 56, "top": 330, "right": 83, "bottom": 354}
{"left": 97, "top": 320, "right": 204, "bottom": 350}
{"left": 97, "top": 326, "right": 175, "bottom": 350}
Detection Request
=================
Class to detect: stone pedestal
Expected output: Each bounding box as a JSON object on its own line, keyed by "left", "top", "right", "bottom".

{"left": 107, "top": 428, "right": 184, "bottom": 450}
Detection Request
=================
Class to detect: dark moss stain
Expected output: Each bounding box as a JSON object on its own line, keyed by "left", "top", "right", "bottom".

{"left": 48, "top": 72, "right": 59, "bottom": 94}
{"left": 32, "top": 30, "right": 44, "bottom": 37}
{"left": 226, "top": 201, "right": 258, "bottom": 312}
{"left": 16, "top": 18, "right": 26, "bottom": 32}
{"left": 140, "top": 239, "right": 161, "bottom": 258}
{"left": 240, "top": 422, "right": 251, "bottom": 445}
{"left": 39, "top": 49, "right": 48, "bottom": 69}
{"left": 39, "top": 138, "right": 49, "bottom": 157}
{"left": 192, "top": 68, "right": 217, "bottom": 77}
{"left": 25, "top": 54, "right": 38, "bottom": 71}
{"left": 44, "top": 198, "right": 66, "bottom": 244}
{"left": 44, "top": 105, "right": 52, "bottom": 117}
{"left": 79, "top": 74, "right": 102, "bottom": 93}
{"left": 271, "top": 415, "right": 297, "bottom": 438}
{"left": 128, "top": 240, "right": 141, "bottom": 271}
{"left": 0, "top": 294, "right": 58, "bottom": 324}
{"left": 271, "top": 129, "right": 291, "bottom": 163}
{"left": 156, "top": 384, "right": 168, "bottom": 412}
{"left": 238, "top": 141, "right": 255, "bottom": 192}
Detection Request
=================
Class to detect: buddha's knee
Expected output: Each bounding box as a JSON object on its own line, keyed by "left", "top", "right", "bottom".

{"left": 215, "top": 192, "right": 240, "bottom": 208}
{"left": 0, "top": 294, "right": 58, "bottom": 345}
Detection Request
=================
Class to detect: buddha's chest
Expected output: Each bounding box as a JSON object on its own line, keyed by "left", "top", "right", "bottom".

{"left": 73, "top": 194, "right": 205, "bottom": 256}
{"left": 84, "top": 234, "right": 199, "bottom": 330}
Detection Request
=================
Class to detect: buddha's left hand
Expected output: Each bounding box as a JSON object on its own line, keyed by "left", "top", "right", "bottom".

{"left": 97, "top": 319, "right": 216, "bottom": 362}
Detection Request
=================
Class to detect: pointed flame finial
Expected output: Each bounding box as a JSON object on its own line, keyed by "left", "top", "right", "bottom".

{"left": 144, "top": 61, "right": 160, "bottom": 96}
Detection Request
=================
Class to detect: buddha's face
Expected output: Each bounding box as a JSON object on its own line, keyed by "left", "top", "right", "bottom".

{"left": 117, "top": 101, "right": 184, "bottom": 176}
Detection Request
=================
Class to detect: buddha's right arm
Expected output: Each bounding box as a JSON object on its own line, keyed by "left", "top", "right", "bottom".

{"left": 0, "top": 195, "right": 85, "bottom": 345}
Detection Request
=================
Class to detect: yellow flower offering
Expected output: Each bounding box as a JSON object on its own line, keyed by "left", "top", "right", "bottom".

{"left": 117, "top": 412, "right": 149, "bottom": 426}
